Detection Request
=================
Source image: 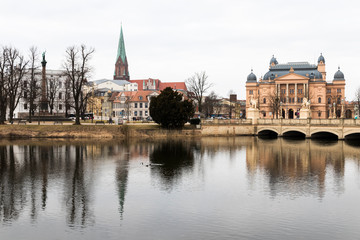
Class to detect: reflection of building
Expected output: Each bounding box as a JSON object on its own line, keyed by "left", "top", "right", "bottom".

{"left": 246, "top": 54, "right": 353, "bottom": 119}
{"left": 246, "top": 138, "right": 346, "bottom": 198}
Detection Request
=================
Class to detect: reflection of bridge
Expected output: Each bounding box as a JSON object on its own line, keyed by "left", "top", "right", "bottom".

{"left": 257, "top": 119, "right": 360, "bottom": 139}
{"left": 202, "top": 119, "right": 360, "bottom": 140}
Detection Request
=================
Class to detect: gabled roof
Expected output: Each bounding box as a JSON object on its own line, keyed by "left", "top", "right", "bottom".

{"left": 108, "top": 92, "right": 119, "bottom": 101}
{"left": 114, "top": 90, "right": 159, "bottom": 103}
{"left": 159, "top": 82, "right": 187, "bottom": 91}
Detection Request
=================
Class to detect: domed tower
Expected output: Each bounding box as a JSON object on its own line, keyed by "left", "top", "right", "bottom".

{"left": 333, "top": 67, "right": 345, "bottom": 81}
{"left": 246, "top": 69, "right": 257, "bottom": 82}
{"left": 269, "top": 55, "right": 278, "bottom": 67}
{"left": 317, "top": 53, "right": 326, "bottom": 80}
{"left": 245, "top": 69, "right": 258, "bottom": 113}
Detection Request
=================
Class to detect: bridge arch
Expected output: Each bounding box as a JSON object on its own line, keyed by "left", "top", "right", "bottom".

{"left": 344, "top": 130, "right": 360, "bottom": 140}
{"left": 257, "top": 128, "right": 279, "bottom": 138}
{"left": 282, "top": 129, "right": 306, "bottom": 138}
{"left": 310, "top": 130, "right": 339, "bottom": 139}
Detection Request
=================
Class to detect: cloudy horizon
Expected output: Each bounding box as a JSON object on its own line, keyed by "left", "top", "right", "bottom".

{"left": 1, "top": 0, "right": 360, "bottom": 100}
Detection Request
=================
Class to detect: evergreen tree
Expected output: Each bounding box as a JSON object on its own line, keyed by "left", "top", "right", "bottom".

{"left": 150, "top": 87, "right": 194, "bottom": 129}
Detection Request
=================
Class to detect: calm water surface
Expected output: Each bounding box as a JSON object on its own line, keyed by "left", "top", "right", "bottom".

{"left": 0, "top": 137, "right": 360, "bottom": 240}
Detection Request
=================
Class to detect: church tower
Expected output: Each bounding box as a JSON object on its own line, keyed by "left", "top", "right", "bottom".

{"left": 317, "top": 53, "right": 326, "bottom": 80}
{"left": 114, "top": 26, "right": 130, "bottom": 80}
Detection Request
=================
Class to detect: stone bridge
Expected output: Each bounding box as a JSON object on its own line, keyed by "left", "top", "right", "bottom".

{"left": 256, "top": 119, "right": 360, "bottom": 140}
{"left": 201, "top": 118, "right": 360, "bottom": 139}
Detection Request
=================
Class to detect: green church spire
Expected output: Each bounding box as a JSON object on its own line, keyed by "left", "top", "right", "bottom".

{"left": 114, "top": 25, "right": 130, "bottom": 80}
{"left": 116, "top": 25, "right": 127, "bottom": 63}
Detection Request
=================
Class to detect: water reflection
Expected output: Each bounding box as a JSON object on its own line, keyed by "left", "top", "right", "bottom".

{"left": 0, "top": 138, "right": 359, "bottom": 239}
{"left": 149, "top": 141, "right": 195, "bottom": 190}
{"left": 246, "top": 138, "right": 347, "bottom": 198}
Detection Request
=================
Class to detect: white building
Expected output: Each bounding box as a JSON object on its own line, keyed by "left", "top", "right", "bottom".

{"left": 91, "top": 79, "right": 137, "bottom": 92}
{"left": 14, "top": 69, "right": 71, "bottom": 119}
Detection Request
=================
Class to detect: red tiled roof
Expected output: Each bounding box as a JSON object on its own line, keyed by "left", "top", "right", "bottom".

{"left": 159, "top": 82, "right": 187, "bottom": 91}
{"left": 113, "top": 90, "right": 159, "bottom": 103}
{"left": 108, "top": 92, "right": 119, "bottom": 101}
{"left": 129, "top": 90, "right": 159, "bottom": 102}
{"left": 129, "top": 79, "right": 187, "bottom": 91}
{"left": 113, "top": 91, "right": 137, "bottom": 103}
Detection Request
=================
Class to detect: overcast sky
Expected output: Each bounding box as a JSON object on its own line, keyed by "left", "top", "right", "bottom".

{"left": 1, "top": 0, "right": 360, "bottom": 100}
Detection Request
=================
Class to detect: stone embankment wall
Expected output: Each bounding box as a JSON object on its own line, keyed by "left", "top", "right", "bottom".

{"left": 0, "top": 125, "right": 255, "bottom": 139}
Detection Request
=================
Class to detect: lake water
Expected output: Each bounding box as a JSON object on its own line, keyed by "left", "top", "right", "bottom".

{"left": 0, "top": 137, "right": 360, "bottom": 240}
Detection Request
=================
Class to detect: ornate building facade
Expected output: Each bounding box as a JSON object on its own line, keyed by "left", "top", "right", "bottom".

{"left": 246, "top": 54, "right": 352, "bottom": 119}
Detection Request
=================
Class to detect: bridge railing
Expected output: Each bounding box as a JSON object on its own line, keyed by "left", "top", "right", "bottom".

{"left": 257, "top": 118, "right": 360, "bottom": 126}
{"left": 258, "top": 119, "right": 308, "bottom": 125}
{"left": 202, "top": 119, "right": 252, "bottom": 125}
{"left": 202, "top": 118, "right": 360, "bottom": 126}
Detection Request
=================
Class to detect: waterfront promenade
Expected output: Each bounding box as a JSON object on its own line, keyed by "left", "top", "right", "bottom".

{"left": 1, "top": 118, "right": 360, "bottom": 140}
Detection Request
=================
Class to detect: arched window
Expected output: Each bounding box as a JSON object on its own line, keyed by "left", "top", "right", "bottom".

{"left": 337, "top": 98, "right": 341, "bottom": 104}
{"left": 318, "top": 97, "right": 321, "bottom": 103}
{"left": 263, "top": 98, "right": 266, "bottom": 104}
{"left": 328, "top": 98, "right": 331, "bottom": 104}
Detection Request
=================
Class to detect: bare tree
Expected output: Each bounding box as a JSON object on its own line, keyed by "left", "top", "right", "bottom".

{"left": 0, "top": 48, "right": 8, "bottom": 124}
{"left": 5, "top": 47, "right": 28, "bottom": 122}
{"left": 80, "top": 89, "right": 92, "bottom": 118}
{"left": 64, "top": 77, "right": 72, "bottom": 117}
{"left": 47, "top": 76, "right": 60, "bottom": 114}
{"left": 202, "top": 91, "right": 218, "bottom": 118}
{"left": 354, "top": 87, "right": 360, "bottom": 116}
{"left": 63, "top": 45, "right": 94, "bottom": 125}
{"left": 268, "top": 90, "right": 280, "bottom": 119}
{"left": 27, "top": 46, "right": 41, "bottom": 122}
{"left": 186, "top": 71, "right": 213, "bottom": 114}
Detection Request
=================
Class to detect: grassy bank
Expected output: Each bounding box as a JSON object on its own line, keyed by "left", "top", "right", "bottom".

{"left": 0, "top": 124, "right": 199, "bottom": 139}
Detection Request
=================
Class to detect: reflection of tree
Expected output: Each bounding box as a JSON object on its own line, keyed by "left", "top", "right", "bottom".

{"left": 149, "top": 141, "right": 195, "bottom": 190}
{"left": 0, "top": 146, "right": 26, "bottom": 222}
{"left": 65, "top": 145, "right": 92, "bottom": 227}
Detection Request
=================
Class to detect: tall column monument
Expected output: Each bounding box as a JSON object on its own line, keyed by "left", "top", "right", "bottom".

{"left": 40, "top": 51, "right": 49, "bottom": 112}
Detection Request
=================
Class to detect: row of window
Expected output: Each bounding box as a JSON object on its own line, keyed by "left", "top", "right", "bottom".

{"left": 24, "top": 103, "right": 63, "bottom": 110}
{"left": 24, "top": 92, "right": 63, "bottom": 99}
{"left": 133, "top": 111, "right": 148, "bottom": 117}
{"left": 115, "top": 110, "right": 149, "bottom": 117}
{"left": 260, "top": 96, "right": 342, "bottom": 105}
{"left": 327, "top": 89, "right": 342, "bottom": 93}
{"left": 23, "top": 81, "right": 63, "bottom": 89}
{"left": 250, "top": 89, "right": 342, "bottom": 96}
{"left": 134, "top": 102, "right": 148, "bottom": 108}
